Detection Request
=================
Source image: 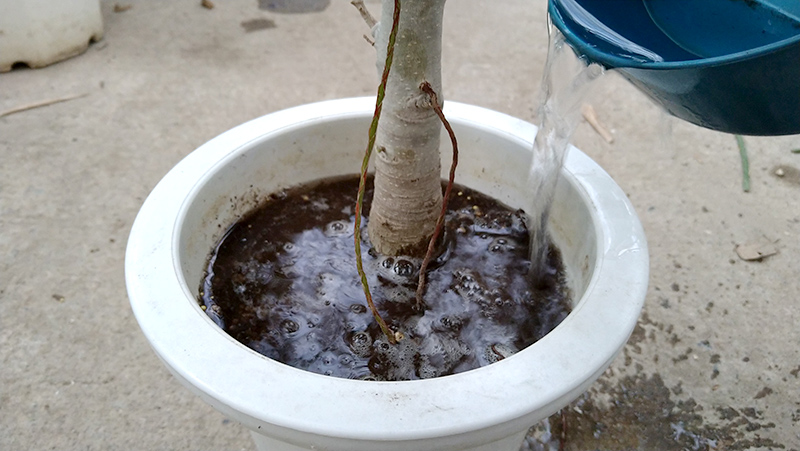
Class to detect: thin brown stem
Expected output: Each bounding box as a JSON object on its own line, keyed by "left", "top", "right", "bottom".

{"left": 415, "top": 81, "right": 458, "bottom": 308}
{"left": 354, "top": 0, "right": 401, "bottom": 345}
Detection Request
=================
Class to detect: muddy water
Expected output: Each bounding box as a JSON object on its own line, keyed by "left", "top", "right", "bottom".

{"left": 523, "top": 367, "right": 788, "bottom": 451}
{"left": 200, "top": 175, "right": 571, "bottom": 380}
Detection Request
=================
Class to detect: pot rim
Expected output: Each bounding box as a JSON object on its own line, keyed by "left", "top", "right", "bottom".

{"left": 125, "top": 97, "right": 648, "bottom": 444}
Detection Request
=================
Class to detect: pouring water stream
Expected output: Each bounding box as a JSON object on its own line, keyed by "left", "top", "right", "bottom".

{"left": 526, "top": 23, "right": 604, "bottom": 284}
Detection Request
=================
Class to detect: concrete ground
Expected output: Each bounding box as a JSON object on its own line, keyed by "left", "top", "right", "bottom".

{"left": 1, "top": 0, "right": 798, "bottom": 449}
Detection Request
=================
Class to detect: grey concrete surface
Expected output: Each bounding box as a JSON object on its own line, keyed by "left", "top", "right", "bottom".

{"left": 1, "top": 0, "right": 798, "bottom": 449}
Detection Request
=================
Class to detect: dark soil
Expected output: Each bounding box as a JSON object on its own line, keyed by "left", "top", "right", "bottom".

{"left": 199, "top": 175, "right": 571, "bottom": 380}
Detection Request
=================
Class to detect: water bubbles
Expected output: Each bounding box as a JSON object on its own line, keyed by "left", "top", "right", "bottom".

{"left": 509, "top": 210, "right": 528, "bottom": 236}
{"left": 375, "top": 256, "right": 419, "bottom": 283}
{"left": 324, "top": 220, "right": 350, "bottom": 237}
{"left": 377, "top": 341, "right": 391, "bottom": 352}
{"left": 306, "top": 313, "right": 321, "bottom": 328}
{"left": 308, "top": 353, "right": 337, "bottom": 377}
{"left": 349, "top": 304, "right": 367, "bottom": 314}
{"left": 417, "top": 364, "right": 438, "bottom": 379}
{"left": 485, "top": 343, "right": 516, "bottom": 363}
{"left": 392, "top": 259, "right": 416, "bottom": 278}
{"left": 453, "top": 268, "right": 485, "bottom": 299}
{"left": 237, "top": 260, "right": 273, "bottom": 285}
{"left": 371, "top": 338, "right": 418, "bottom": 380}
{"left": 368, "top": 356, "right": 385, "bottom": 374}
{"left": 415, "top": 336, "right": 470, "bottom": 379}
{"left": 438, "top": 315, "right": 463, "bottom": 331}
{"left": 338, "top": 354, "right": 354, "bottom": 366}
{"left": 489, "top": 237, "right": 515, "bottom": 253}
{"left": 280, "top": 319, "right": 299, "bottom": 335}
{"left": 349, "top": 331, "right": 372, "bottom": 356}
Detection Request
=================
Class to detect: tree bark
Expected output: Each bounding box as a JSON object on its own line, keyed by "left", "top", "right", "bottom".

{"left": 368, "top": 0, "right": 446, "bottom": 257}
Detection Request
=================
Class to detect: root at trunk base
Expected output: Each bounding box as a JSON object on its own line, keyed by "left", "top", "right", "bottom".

{"left": 200, "top": 175, "right": 571, "bottom": 381}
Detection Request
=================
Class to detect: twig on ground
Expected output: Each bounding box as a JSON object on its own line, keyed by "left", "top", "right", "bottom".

{"left": 354, "top": 0, "right": 401, "bottom": 345}
{"left": 735, "top": 134, "right": 750, "bottom": 193}
{"left": 351, "top": 0, "right": 377, "bottom": 28}
{"left": 0, "top": 93, "right": 89, "bottom": 118}
{"left": 581, "top": 104, "right": 613, "bottom": 143}
{"left": 415, "top": 81, "right": 458, "bottom": 309}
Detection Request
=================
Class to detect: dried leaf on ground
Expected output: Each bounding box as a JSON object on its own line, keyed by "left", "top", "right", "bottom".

{"left": 735, "top": 241, "right": 778, "bottom": 261}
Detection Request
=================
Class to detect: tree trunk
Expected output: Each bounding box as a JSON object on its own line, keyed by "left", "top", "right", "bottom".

{"left": 368, "top": 0, "right": 446, "bottom": 257}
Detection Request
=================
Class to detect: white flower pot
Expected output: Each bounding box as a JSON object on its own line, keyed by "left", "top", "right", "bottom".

{"left": 125, "top": 97, "right": 648, "bottom": 451}
{"left": 0, "top": 0, "right": 103, "bottom": 72}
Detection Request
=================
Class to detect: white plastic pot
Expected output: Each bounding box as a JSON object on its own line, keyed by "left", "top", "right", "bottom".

{"left": 125, "top": 97, "right": 648, "bottom": 451}
{"left": 0, "top": 0, "right": 103, "bottom": 72}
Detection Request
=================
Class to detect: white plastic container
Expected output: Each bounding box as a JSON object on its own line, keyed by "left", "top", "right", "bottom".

{"left": 125, "top": 97, "right": 649, "bottom": 451}
{"left": 0, "top": 0, "right": 103, "bottom": 72}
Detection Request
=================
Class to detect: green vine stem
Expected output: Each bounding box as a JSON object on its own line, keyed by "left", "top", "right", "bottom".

{"left": 735, "top": 134, "right": 750, "bottom": 193}
{"left": 415, "top": 81, "right": 458, "bottom": 308}
{"left": 354, "top": 0, "right": 401, "bottom": 345}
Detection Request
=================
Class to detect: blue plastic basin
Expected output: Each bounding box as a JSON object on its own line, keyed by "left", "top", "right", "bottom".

{"left": 549, "top": 0, "right": 800, "bottom": 135}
